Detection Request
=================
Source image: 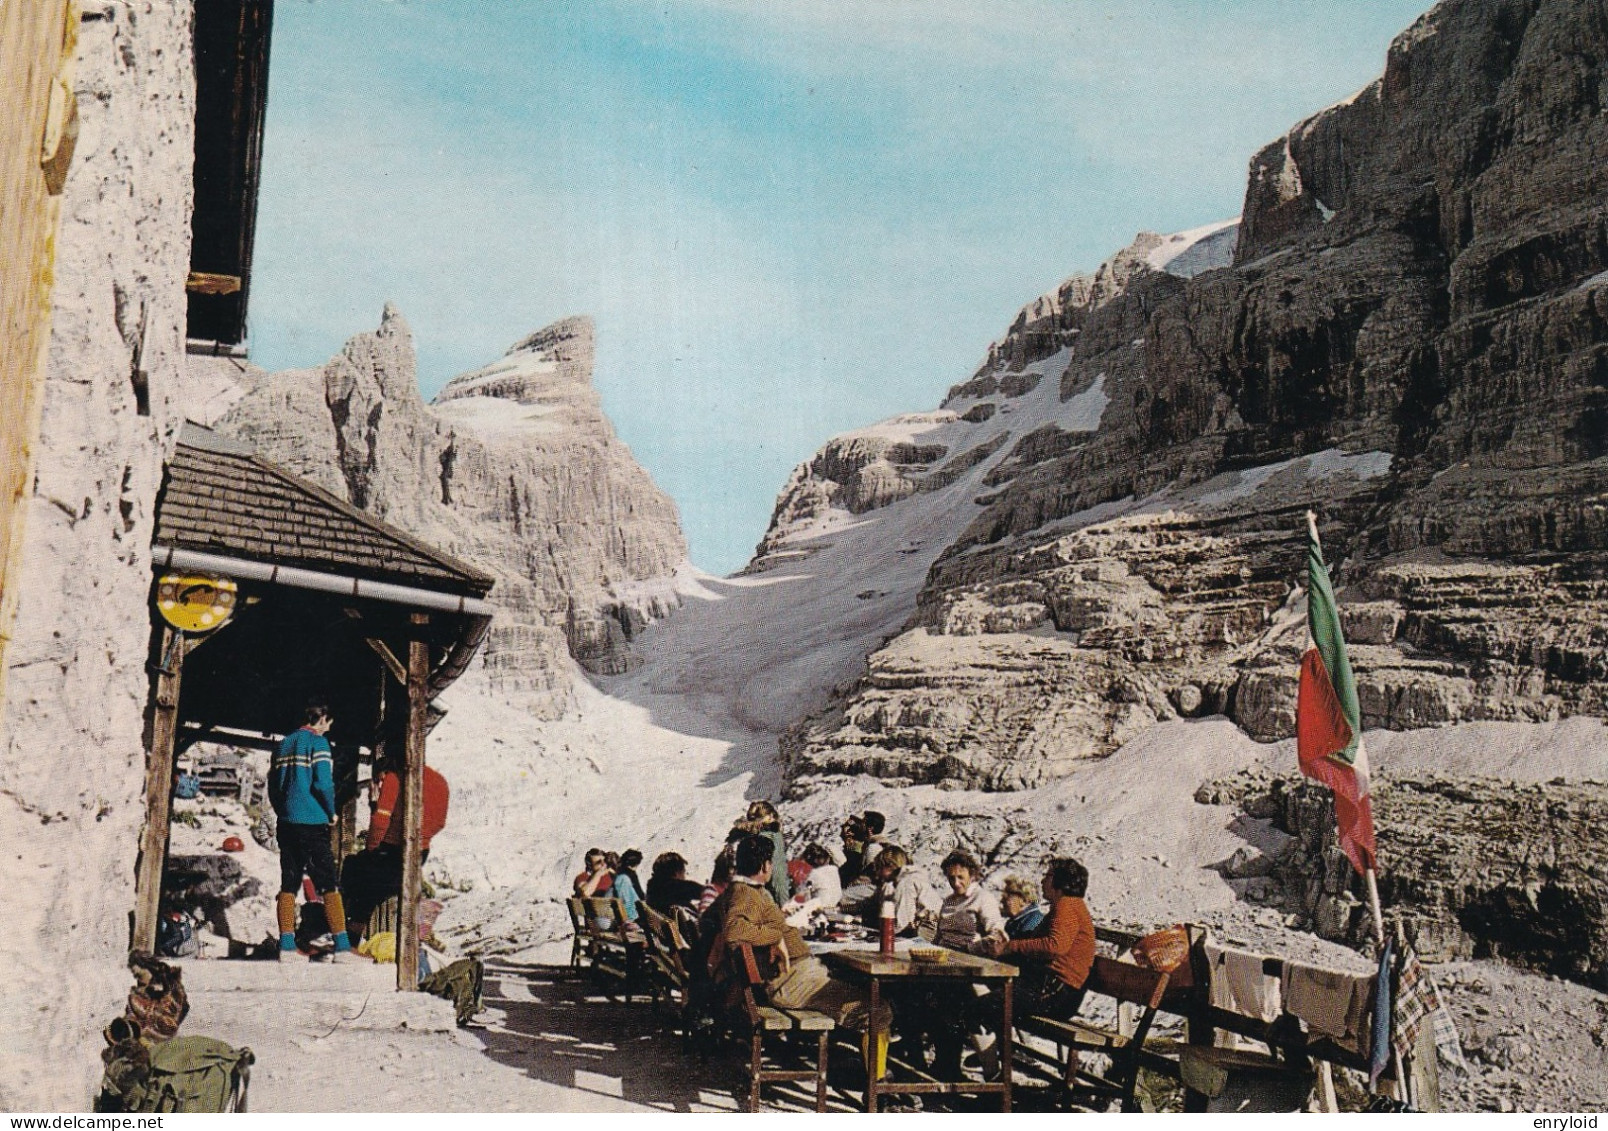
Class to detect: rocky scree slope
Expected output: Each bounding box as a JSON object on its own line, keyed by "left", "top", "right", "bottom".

{"left": 215, "top": 310, "right": 686, "bottom": 714}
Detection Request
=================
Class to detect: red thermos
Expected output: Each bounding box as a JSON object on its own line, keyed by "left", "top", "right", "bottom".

{"left": 879, "top": 898, "right": 896, "bottom": 957}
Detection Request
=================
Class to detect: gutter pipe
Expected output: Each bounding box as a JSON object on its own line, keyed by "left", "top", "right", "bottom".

{"left": 151, "top": 545, "right": 497, "bottom": 617}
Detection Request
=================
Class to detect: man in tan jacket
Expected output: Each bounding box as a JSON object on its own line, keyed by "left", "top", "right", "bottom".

{"left": 704, "top": 834, "right": 891, "bottom": 1035}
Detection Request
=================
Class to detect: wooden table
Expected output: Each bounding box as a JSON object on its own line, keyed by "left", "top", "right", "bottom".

{"left": 820, "top": 947, "right": 1018, "bottom": 1112}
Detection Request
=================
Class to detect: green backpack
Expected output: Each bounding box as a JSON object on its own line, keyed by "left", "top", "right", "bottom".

{"left": 419, "top": 957, "right": 484, "bottom": 1027}
{"left": 98, "top": 1034, "right": 253, "bottom": 1113}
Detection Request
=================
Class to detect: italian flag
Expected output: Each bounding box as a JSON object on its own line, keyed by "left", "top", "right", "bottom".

{"left": 1297, "top": 513, "right": 1377, "bottom": 876}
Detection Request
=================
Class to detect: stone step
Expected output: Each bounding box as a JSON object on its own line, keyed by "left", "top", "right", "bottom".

{"left": 174, "top": 956, "right": 397, "bottom": 993}
{"left": 172, "top": 958, "right": 459, "bottom": 1035}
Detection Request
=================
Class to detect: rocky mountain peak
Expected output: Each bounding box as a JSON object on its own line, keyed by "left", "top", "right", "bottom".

{"left": 504, "top": 313, "right": 592, "bottom": 362}
{"left": 775, "top": 0, "right": 1608, "bottom": 796}
{"left": 218, "top": 309, "right": 688, "bottom": 710}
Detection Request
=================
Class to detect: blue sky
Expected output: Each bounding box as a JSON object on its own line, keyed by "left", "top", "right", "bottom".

{"left": 251, "top": 0, "right": 1434, "bottom": 576}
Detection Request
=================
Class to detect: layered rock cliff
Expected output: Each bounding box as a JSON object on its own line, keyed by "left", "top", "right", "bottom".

{"left": 774, "top": 0, "right": 1608, "bottom": 794}
{"left": 215, "top": 310, "right": 687, "bottom": 714}
{"left": 0, "top": 1, "right": 198, "bottom": 1107}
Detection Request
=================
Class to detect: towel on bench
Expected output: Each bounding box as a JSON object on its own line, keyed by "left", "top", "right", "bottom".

{"left": 1204, "top": 943, "right": 1282, "bottom": 1023}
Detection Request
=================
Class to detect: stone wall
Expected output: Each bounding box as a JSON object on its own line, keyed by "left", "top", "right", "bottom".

{"left": 0, "top": 1, "right": 195, "bottom": 1108}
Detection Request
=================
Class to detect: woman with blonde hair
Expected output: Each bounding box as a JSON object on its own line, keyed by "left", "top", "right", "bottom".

{"left": 732, "top": 799, "right": 791, "bottom": 907}
{"left": 1000, "top": 874, "right": 1046, "bottom": 938}
{"left": 864, "top": 844, "right": 935, "bottom": 936}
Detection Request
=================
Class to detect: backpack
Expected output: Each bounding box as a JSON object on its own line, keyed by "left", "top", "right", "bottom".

{"left": 97, "top": 1029, "right": 253, "bottom": 1114}
{"left": 100, "top": 1036, "right": 252, "bottom": 1113}
{"left": 419, "top": 957, "right": 484, "bottom": 1026}
{"left": 156, "top": 913, "right": 198, "bottom": 959}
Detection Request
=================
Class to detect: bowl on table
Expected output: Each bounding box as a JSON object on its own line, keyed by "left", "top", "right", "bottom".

{"left": 909, "top": 947, "right": 949, "bottom": 963}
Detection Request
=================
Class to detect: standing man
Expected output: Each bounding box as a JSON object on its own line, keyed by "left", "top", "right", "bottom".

{"left": 269, "top": 702, "right": 358, "bottom": 961}
{"left": 341, "top": 757, "right": 449, "bottom": 941}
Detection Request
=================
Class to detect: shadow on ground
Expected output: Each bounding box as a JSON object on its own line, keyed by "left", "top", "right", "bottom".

{"left": 474, "top": 962, "right": 864, "bottom": 1113}
{"left": 475, "top": 962, "right": 1072, "bottom": 1113}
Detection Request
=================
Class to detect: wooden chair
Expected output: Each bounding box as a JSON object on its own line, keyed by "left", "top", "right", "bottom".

{"left": 579, "top": 896, "right": 645, "bottom": 1000}
{"left": 565, "top": 897, "right": 588, "bottom": 969}
{"left": 640, "top": 905, "right": 692, "bottom": 1011}
{"left": 1013, "top": 957, "right": 1171, "bottom": 1112}
{"left": 723, "top": 942, "right": 835, "bottom": 1112}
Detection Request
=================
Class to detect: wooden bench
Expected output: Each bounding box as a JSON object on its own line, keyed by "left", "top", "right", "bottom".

{"left": 723, "top": 942, "right": 836, "bottom": 1112}
{"left": 576, "top": 896, "right": 647, "bottom": 1001}
{"left": 1095, "top": 925, "right": 1359, "bottom": 1112}
{"left": 1012, "top": 956, "right": 1170, "bottom": 1112}
{"left": 640, "top": 904, "right": 693, "bottom": 1013}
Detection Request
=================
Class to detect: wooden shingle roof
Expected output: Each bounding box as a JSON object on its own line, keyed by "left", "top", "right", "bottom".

{"left": 155, "top": 424, "right": 494, "bottom": 596}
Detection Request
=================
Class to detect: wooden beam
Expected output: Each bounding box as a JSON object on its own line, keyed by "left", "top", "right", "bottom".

{"left": 185, "top": 271, "right": 241, "bottom": 295}
{"left": 0, "top": 0, "right": 78, "bottom": 714}
{"left": 133, "top": 628, "right": 185, "bottom": 953}
{"left": 398, "top": 611, "right": 428, "bottom": 991}
{"left": 365, "top": 636, "right": 407, "bottom": 686}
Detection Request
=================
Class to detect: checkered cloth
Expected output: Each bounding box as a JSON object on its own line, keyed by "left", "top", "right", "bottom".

{"left": 1392, "top": 947, "right": 1437, "bottom": 1062}
{"left": 1430, "top": 1000, "right": 1469, "bottom": 1074}
{"left": 1393, "top": 946, "right": 1468, "bottom": 1073}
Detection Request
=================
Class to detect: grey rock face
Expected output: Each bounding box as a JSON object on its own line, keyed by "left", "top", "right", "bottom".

{"left": 218, "top": 310, "right": 687, "bottom": 708}
{"left": 1199, "top": 768, "right": 1608, "bottom": 990}
{"left": 774, "top": 0, "right": 1608, "bottom": 793}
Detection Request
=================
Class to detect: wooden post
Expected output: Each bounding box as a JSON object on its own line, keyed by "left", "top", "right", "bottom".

{"left": 0, "top": 0, "right": 78, "bottom": 714}
{"left": 133, "top": 627, "right": 185, "bottom": 952}
{"left": 398, "top": 611, "right": 428, "bottom": 991}
{"left": 335, "top": 795, "right": 358, "bottom": 864}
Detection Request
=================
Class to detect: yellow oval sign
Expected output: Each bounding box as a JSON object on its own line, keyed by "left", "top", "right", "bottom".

{"left": 156, "top": 573, "right": 237, "bottom": 633}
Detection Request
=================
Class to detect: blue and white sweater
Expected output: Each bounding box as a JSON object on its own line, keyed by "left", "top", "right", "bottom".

{"left": 269, "top": 727, "right": 337, "bottom": 826}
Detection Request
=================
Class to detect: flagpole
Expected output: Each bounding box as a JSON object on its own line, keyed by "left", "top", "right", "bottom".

{"left": 1308, "top": 510, "right": 1409, "bottom": 1104}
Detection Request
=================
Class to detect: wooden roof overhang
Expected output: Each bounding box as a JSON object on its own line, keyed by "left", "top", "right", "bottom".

{"left": 137, "top": 424, "right": 496, "bottom": 987}
{"left": 187, "top": 0, "right": 273, "bottom": 354}
{"left": 150, "top": 424, "right": 495, "bottom": 753}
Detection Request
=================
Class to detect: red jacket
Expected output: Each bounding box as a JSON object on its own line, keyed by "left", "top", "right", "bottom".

{"left": 1004, "top": 895, "right": 1095, "bottom": 990}
{"left": 367, "top": 766, "right": 449, "bottom": 851}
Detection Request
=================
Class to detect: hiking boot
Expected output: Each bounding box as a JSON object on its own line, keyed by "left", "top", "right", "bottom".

{"left": 327, "top": 948, "right": 368, "bottom": 965}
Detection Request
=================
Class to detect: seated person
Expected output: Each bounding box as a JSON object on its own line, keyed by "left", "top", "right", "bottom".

{"left": 933, "top": 850, "right": 1005, "bottom": 954}
{"left": 985, "top": 857, "right": 1095, "bottom": 1019}
{"left": 696, "top": 846, "right": 736, "bottom": 917}
{"left": 1000, "top": 874, "right": 1046, "bottom": 938}
{"left": 792, "top": 843, "right": 841, "bottom": 909}
{"left": 646, "top": 851, "right": 707, "bottom": 915}
{"left": 732, "top": 800, "right": 791, "bottom": 908}
{"left": 614, "top": 849, "right": 648, "bottom": 934}
{"left": 861, "top": 810, "right": 889, "bottom": 867}
{"left": 784, "top": 843, "right": 843, "bottom": 928}
{"left": 704, "top": 834, "right": 892, "bottom": 1052}
{"left": 838, "top": 816, "right": 874, "bottom": 897}
{"left": 860, "top": 845, "right": 936, "bottom": 937}
{"left": 924, "top": 850, "right": 1007, "bottom": 1078}
{"left": 341, "top": 758, "right": 449, "bottom": 941}
{"left": 574, "top": 848, "right": 614, "bottom": 898}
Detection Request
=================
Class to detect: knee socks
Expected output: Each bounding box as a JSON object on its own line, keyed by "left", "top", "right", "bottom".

{"left": 860, "top": 1032, "right": 889, "bottom": 1081}
{"left": 324, "top": 891, "right": 352, "bottom": 952}
{"left": 276, "top": 893, "right": 297, "bottom": 951}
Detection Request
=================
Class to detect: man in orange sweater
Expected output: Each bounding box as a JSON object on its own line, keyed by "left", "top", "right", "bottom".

{"left": 340, "top": 758, "right": 450, "bottom": 942}
{"left": 988, "top": 856, "right": 1095, "bottom": 1019}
